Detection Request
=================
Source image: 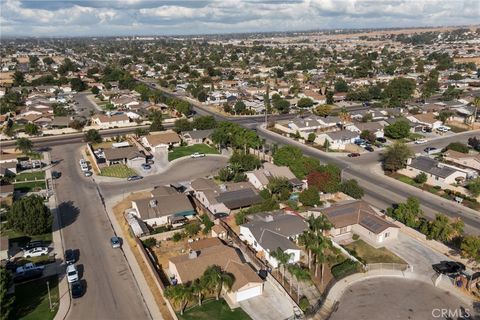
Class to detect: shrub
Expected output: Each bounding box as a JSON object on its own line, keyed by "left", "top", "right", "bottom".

{"left": 172, "top": 232, "right": 183, "bottom": 242}
{"left": 352, "top": 234, "right": 360, "bottom": 241}
{"left": 185, "top": 222, "right": 201, "bottom": 237}
{"left": 299, "top": 296, "right": 310, "bottom": 312}
{"left": 142, "top": 237, "right": 157, "bottom": 248}
{"left": 331, "top": 259, "right": 360, "bottom": 279}
{"left": 414, "top": 172, "right": 427, "bottom": 184}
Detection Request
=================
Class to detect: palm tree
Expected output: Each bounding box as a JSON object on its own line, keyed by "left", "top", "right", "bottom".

{"left": 289, "top": 265, "right": 311, "bottom": 304}
{"left": 298, "top": 231, "right": 316, "bottom": 270}
{"left": 203, "top": 265, "right": 235, "bottom": 300}
{"left": 271, "top": 247, "right": 293, "bottom": 286}
{"left": 472, "top": 97, "right": 480, "bottom": 129}
{"left": 164, "top": 284, "right": 193, "bottom": 315}
{"left": 191, "top": 277, "right": 208, "bottom": 306}
{"left": 15, "top": 137, "right": 33, "bottom": 155}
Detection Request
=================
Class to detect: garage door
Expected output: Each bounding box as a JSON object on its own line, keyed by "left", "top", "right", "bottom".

{"left": 236, "top": 285, "right": 263, "bottom": 302}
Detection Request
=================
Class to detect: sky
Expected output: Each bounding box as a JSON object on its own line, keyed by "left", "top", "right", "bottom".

{"left": 0, "top": 0, "right": 479, "bottom": 37}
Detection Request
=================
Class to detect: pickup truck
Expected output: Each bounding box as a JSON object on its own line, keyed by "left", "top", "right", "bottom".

{"left": 432, "top": 261, "right": 465, "bottom": 275}
{"left": 16, "top": 262, "right": 45, "bottom": 274}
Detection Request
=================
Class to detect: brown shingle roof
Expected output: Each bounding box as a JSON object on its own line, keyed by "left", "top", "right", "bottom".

{"left": 144, "top": 131, "right": 181, "bottom": 146}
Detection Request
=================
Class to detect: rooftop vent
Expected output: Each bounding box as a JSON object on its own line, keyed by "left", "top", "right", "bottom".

{"left": 188, "top": 250, "right": 198, "bottom": 259}
{"left": 149, "top": 199, "right": 157, "bottom": 208}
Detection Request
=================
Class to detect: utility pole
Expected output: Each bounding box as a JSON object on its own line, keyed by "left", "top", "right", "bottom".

{"left": 264, "top": 84, "right": 270, "bottom": 126}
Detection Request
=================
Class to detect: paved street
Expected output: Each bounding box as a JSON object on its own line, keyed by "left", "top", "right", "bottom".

{"left": 52, "top": 143, "right": 151, "bottom": 320}
{"left": 330, "top": 278, "right": 473, "bottom": 320}
{"left": 73, "top": 92, "right": 101, "bottom": 118}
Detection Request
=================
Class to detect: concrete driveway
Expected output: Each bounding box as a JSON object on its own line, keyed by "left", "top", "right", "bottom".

{"left": 239, "top": 280, "right": 295, "bottom": 320}
{"left": 384, "top": 232, "right": 448, "bottom": 276}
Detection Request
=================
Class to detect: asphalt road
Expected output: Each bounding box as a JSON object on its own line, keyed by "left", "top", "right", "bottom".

{"left": 73, "top": 92, "right": 102, "bottom": 118}
{"left": 52, "top": 143, "right": 151, "bottom": 320}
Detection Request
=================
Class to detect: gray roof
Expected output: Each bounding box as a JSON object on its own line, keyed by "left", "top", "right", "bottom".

{"left": 215, "top": 188, "right": 263, "bottom": 210}
{"left": 133, "top": 194, "right": 195, "bottom": 220}
{"left": 183, "top": 129, "right": 214, "bottom": 140}
{"left": 409, "top": 156, "right": 458, "bottom": 178}
{"left": 326, "top": 130, "right": 358, "bottom": 141}
{"left": 242, "top": 213, "right": 308, "bottom": 251}
{"left": 103, "top": 146, "right": 145, "bottom": 161}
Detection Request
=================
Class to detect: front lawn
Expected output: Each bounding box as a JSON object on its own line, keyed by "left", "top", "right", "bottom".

{"left": 13, "top": 181, "right": 47, "bottom": 192}
{"left": 12, "top": 275, "right": 59, "bottom": 320}
{"left": 344, "top": 240, "right": 406, "bottom": 264}
{"left": 168, "top": 144, "right": 219, "bottom": 161}
{"left": 0, "top": 227, "right": 52, "bottom": 247}
{"left": 14, "top": 171, "right": 46, "bottom": 182}
{"left": 100, "top": 164, "right": 137, "bottom": 178}
{"left": 178, "top": 299, "right": 251, "bottom": 320}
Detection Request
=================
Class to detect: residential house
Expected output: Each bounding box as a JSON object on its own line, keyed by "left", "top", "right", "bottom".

{"left": 0, "top": 162, "right": 17, "bottom": 176}
{"left": 190, "top": 178, "right": 263, "bottom": 215}
{"left": 141, "top": 131, "right": 181, "bottom": 153}
{"left": 181, "top": 129, "right": 214, "bottom": 146}
{"left": 246, "top": 162, "right": 303, "bottom": 190}
{"left": 315, "top": 130, "right": 359, "bottom": 150}
{"left": 131, "top": 186, "right": 196, "bottom": 226}
{"left": 239, "top": 212, "right": 308, "bottom": 268}
{"left": 317, "top": 200, "right": 399, "bottom": 245}
{"left": 406, "top": 113, "right": 443, "bottom": 130}
{"left": 102, "top": 146, "right": 146, "bottom": 166}
{"left": 92, "top": 114, "right": 130, "bottom": 129}
{"left": 403, "top": 156, "right": 469, "bottom": 187}
{"left": 168, "top": 238, "right": 263, "bottom": 304}
{"left": 346, "top": 121, "right": 384, "bottom": 138}
{"left": 111, "top": 95, "right": 140, "bottom": 109}
{"left": 0, "top": 153, "right": 18, "bottom": 165}
{"left": 443, "top": 150, "right": 480, "bottom": 172}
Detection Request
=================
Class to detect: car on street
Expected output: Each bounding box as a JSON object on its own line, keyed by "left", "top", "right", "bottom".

{"left": 424, "top": 147, "right": 438, "bottom": 154}
{"left": 364, "top": 146, "right": 374, "bottom": 152}
{"left": 24, "top": 247, "right": 49, "bottom": 258}
{"left": 16, "top": 262, "right": 45, "bottom": 274}
{"left": 79, "top": 159, "right": 87, "bottom": 166}
{"left": 437, "top": 126, "right": 451, "bottom": 132}
{"left": 376, "top": 137, "right": 387, "bottom": 143}
{"left": 71, "top": 280, "right": 83, "bottom": 298}
{"left": 190, "top": 152, "right": 206, "bottom": 158}
{"left": 415, "top": 139, "right": 427, "bottom": 144}
{"left": 348, "top": 153, "right": 361, "bottom": 157}
{"left": 52, "top": 171, "right": 61, "bottom": 179}
{"left": 14, "top": 269, "right": 43, "bottom": 283}
{"left": 110, "top": 236, "right": 121, "bottom": 248}
{"left": 65, "top": 249, "right": 75, "bottom": 264}
{"left": 141, "top": 164, "right": 151, "bottom": 170}
{"left": 66, "top": 264, "right": 79, "bottom": 283}
{"left": 127, "top": 175, "right": 143, "bottom": 181}
{"left": 432, "top": 261, "right": 466, "bottom": 275}
{"left": 84, "top": 171, "right": 93, "bottom": 177}
{"left": 80, "top": 164, "right": 89, "bottom": 172}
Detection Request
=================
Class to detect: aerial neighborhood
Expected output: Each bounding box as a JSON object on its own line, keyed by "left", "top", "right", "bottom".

{"left": 0, "top": 23, "right": 480, "bottom": 320}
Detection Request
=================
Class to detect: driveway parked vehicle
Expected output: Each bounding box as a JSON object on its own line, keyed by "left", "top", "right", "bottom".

{"left": 84, "top": 171, "right": 93, "bottom": 177}
{"left": 127, "top": 175, "right": 143, "bottom": 181}
{"left": 14, "top": 269, "right": 43, "bottom": 283}
{"left": 16, "top": 262, "right": 45, "bottom": 274}
{"left": 141, "top": 164, "right": 151, "bottom": 170}
{"left": 110, "top": 236, "right": 121, "bottom": 248}
{"left": 22, "top": 240, "right": 44, "bottom": 251}
{"left": 24, "top": 247, "right": 49, "bottom": 258}
{"left": 67, "top": 264, "right": 79, "bottom": 283}
{"left": 424, "top": 147, "right": 438, "bottom": 154}
{"left": 348, "top": 153, "right": 361, "bottom": 157}
{"left": 432, "top": 261, "right": 466, "bottom": 276}
{"left": 364, "top": 146, "right": 374, "bottom": 152}
{"left": 376, "top": 137, "right": 387, "bottom": 143}
{"left": 415, "top": 139, "right": 427, "bottom": 144}
{"left": 191, "top": 152, "right": 206, "bottom": 158}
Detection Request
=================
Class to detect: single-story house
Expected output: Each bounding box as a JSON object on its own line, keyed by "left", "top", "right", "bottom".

{"left": 169, "top": 238, "right": 263, "bottom": 304}
{"left": 141, "top": 131, "right": 181, "bottom": 153}
{"left": 92, "top": 114, "right": 130, "bottom": 129}
{"left": 406, "top": 113, "right": 443, "bottom": 130}
{"left": 443, "top": 150, "right": 480, "bottom": 172}
{"left": 315, "top": 130, "right": 359, "bottom": 150}
{"left": 346, "top": 121, "right": 385, "bottom": 138}
{"left": 181, "top": 129, "right": 214, "bottom": 145}
{"left": 318, "top": 200, "right": 399, "bottom": 244}
{"left": 246, "top": 162, "right": 303, "bottom": 191}
{"left": 102, "top": 146, "right": 146, "bottom": 166}
{"left": 239, "top": 212, "right": 308, "bottom": 268}
{"left": 0, "top": 162, "right": 17, "bottom": 176}
{"left": 131, "top": 187, "right": 195, "bottom": 226}
{"left": 404, "top": 156, "right": 469, "bottom": 187}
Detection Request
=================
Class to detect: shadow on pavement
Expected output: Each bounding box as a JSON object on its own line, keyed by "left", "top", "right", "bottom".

{"left": 56, "top": 201, "right": 80, "bottom": 231}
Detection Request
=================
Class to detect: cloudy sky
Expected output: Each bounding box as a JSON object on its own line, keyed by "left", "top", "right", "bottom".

{"left": 0, "top": 0, "right": 478, "bottom": 37}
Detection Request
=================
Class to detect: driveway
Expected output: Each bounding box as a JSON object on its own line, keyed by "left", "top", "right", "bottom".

{"left": 384, "top": 232, "right": 448, "bottom": 275}
{"left": 239, "top": 280, "right": 295, "bottom": 320}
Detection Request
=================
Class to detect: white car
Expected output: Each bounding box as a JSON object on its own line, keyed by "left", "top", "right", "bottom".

{"left": 437, "top": 126, "right": 451, "bottom": 132}
{"left": 415, "top": 139, "right": 427, "bottom": 144}
{"left": 80, "top": 164, "right": 89, "bottom": 172}
{"left": 23, "top": 247, "right": 49, "bottom": 258}
{"left": 66, "top": 264, "right": 79, "bottom": 283}
{"left": 79, "top": 159, "right": 87, "bottom": 166}
{"left": 190, "top": 152, "right": 206, "bottom": 158}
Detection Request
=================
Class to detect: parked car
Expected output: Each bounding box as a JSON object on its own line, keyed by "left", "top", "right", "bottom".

{"left": 22, "top": 240, "right": 44, "bottom": 251}
{"left": 16, "top": 262, "right": 45, "bottom": 274}
{"left": 65, "top": 249, "right": 75, "bottom": 265}
{"left": 364, "top": 146, "right": 374, "bottom": 152}
{"left": 432, "top": 261, "right": 465, "bottom": 275}
{"left": 376, "top": 137, "right": 387, "bottom": 143}
{"left": 191, "top": 152, "right": 206, "bottom": 158}
{"left": 110, "top": 236, "right": 121, "bottom": 248}
{"left": 66, "top": 264, "right": 79, "bottom": 283}
{"left": 14, "top": 269, "right": 43, "bottom": 283}
{"left": 141, "top": 164, "right": 151, "bottom": 170}
{"left": 79, "top": 159, "right": 86, "bottom": 166}
{"left": 24, "top": 247, "right": 49, "bottom": 258}
{"left": 424, "top": 147, "right": 438, "bottom": 154}
{"left": 437, "top": 126, "right": 451, "bottom": 132}
{"left": 127, "top": 175, "right": 143, "bottom": 181}
{"left": 348, "top": 153, "right": 361, "bottom": 158}
{"left": 84, "top": 171, "right": 93, "bottom": 177}
{"left": 415, "top": 139, "right": 427, "bottom": 144}
{"left": 80, "top": 164, "right": 89, "bottom": 172}
{"left": 71, "top": 280, "right": 83, "bottom": 298}
{"left": 52, "top": 171, "right": 61, "bottom": 179}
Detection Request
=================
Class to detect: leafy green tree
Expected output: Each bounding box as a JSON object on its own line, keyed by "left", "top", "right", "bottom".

{"left": 384, "top": 119, "right": 411, "bottom": 139}
{"left": 384, "top": 77, "right": 416, "bottom": 105}
{"left": 437, "top": 110, "right": 454, "bottom": 123}
{"left": 91, "top": 86, "right": 100, "bottom": 95}
{"left": 297, "top": 97, "right": 314, "bottom": 108}
{"left": 84, "top": 129, "right": 102, "bottom": 144}
{"left": 339, "top": 179, "right": 364, "bottom": 199}
{"left": 326, "top": 91, "right": 334, "bottom": 105}
{"left": 468, "top": 137, "right": 480, "bottom": 151}
{"left": 134, "top": 128, "right": 148, "bottom": 137}
{"left": 460, "top": 235, "right": 480, "bottom": 262}
{"left": 192, "top": 115, "right": 217, "bottom": 130}
{"left": 53, "top": 104, "right": 69, "bottom": 116}
{"left": 0, "top": 267, "right": 13, "bottom": 320}
{"left": 267, "top": 178, "right": 292, "bottom": 201}
{"left": 442, "top": 85, "right": 462, "bottom": 101}
{"left": 229, "top": 152, "right": 261, "bottom": 171}
{"left": 175, "top": 101, "right": 192, "bottom": 116}
{"left": 314, "top": 104, "right": 332, "bottom": 117}
{"left": 142, "top": 237, "right": 157, "bottom": 248}
{"left": 8, "top": 195, "right": 52, "bottom": 235}
{"left": 273, "top": 145, "right": 320, "bottom": 178}
{"left": 423, "top": 215, "right": 464, "bottom": 242}
{"left": 360, "top": 130, "right": 376, "bottom": 143}
{"left": 299, "top": 187, "right": 320, "bottom": 206}
{"left": 174, "top": 119, "right": 193, "bottom": 133}
{"left": 272, "top": 98, "right": 290, "bottom": 114}
{"left": 445, "top": 142, "right": 469, "bottom": 154}
{"left": 467, "top": 178, "right": 480, "bottom": 197}
{"left": 70, "top": 77, "right": 87, "bottom": 92}
{"left": 387, "top": 197, "right": 422, "bottom": 228}
{"left": 15, "top": 137, "right": 33, "bottom": 154}
{"left": 334, "top": 79, "right": 349, "bottom": 92}
{"left": 414, "top": 172, "right": 428, "bottom": 184}
{"left": 13, "top": 71, "right": 24, "bottom": 86}
{"left": 307, "top": 132, "right": 316, "bottom": 143}
{"left": 24, "top": 123, "right": 39, "bottom": 136}
{"left": 383, "top": 142, "right": 413, "bottom": 172}
{"left": 69, "top": 119, "right": 85, "bottom": 131}
{"left": 234, "top": 101, "right": 246, "bottom": 114}
{"left": 185, "top": 222, "right": 201, "bottom": 237}
{"left": 149, "top": 111, "right": 164, "bottom": 132}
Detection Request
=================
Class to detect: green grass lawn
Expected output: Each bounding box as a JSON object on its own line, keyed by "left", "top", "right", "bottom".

{"left": 0, "top": 227, "right": 52, "bottom": 247}
{"left": 168, "top": 144, "right": 219, "bottom": 161}
{"left": 178, "top": 299, "right": 251, "bottom": 320}
{"left": 344, "top": 240, "right": 406, "bottom": 264}
{"left": 100, "top": 164, "right": 137, "bottom": 178}
{"left": 14, "top": 171, "right": 46, "bottom": 182}
{"left": 13, "top": 181, "right": 47, "bottom": 192}
{"left": 11, "top": 275, "right": 59, "bottom": 320}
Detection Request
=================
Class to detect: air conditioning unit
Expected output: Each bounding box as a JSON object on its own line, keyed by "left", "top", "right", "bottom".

{"left": 149, "top": 199, "right": 157, "bottom": 208}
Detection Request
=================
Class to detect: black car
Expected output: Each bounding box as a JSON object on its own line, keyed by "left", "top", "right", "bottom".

{"left": 432, "top": 261, "right": 466, "bottom": 275}
{"left": 364, "top": 146, "right": 374, "bottom": 152}
{"left": 376, "top": 137, "right": 387, "bottom": 143}
{"left": 64, "top": 249, "right": 75, "bottom": 265}
{"left": 71, "top": 280, "right": 83, "bottom": 298}
{"left": 52, "top": 171, "right": 61, "bottom": 179}
{"left": 14, "top": 269, "right": 43, "bottom": 283}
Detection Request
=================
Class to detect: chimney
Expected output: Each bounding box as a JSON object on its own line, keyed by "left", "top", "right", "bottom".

{"left": 188, "top": 250, "right": 198, "bottom": 259}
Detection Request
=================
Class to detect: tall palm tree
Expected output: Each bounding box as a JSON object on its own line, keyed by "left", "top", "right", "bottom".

{"left": 298, "top": 231, "right": 316, "bottom": 271}
{"left": 271, "top": 247, "right": 293, "bottom": 286}
{"left": 203, "top": 265, "right": 235, "bottom": 300}
{"left": 289, "top": 264, "right": 311, "bottom": 304}
{"left": 191, "top": 277, "right": 209, "bottom": 306}
{"left": 164, "top": 284, "right": 193, "bottom": 315}
{"left": 472, "top": 97, "right": 480, "bottom": 128}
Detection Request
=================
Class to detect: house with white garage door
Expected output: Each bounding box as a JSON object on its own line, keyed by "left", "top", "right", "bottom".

{"left": 141, "top": 130, "right": 181, "bottom": 152}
